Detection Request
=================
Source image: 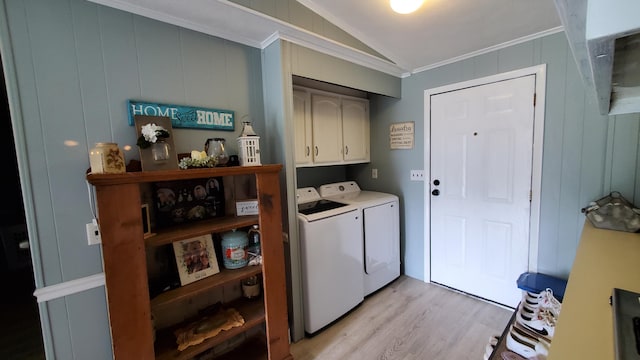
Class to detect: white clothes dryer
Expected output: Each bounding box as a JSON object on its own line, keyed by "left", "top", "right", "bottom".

{"left": 319, "top": 181, "right": 400, "bottom": 296}
{"left": 296, "top": 187, "right": 364, "bottom": 334}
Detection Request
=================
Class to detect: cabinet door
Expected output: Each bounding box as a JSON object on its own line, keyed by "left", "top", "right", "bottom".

{"left": 311, "top": 94, "right": 343, "bottom": 164}
{"left": 293, "top": 89, "right": 313, "bottom": 166}
{"left": 342, "top": 98, "right": 370, "bottom": 162}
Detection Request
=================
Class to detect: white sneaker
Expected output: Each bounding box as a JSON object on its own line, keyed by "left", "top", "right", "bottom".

{"left": 516, "top": 303, "right": 556, "bottom": 339}
{"left": 506, "top": 325, "right": 549, "bottom": 358}
{"left": 522, "top": 288, "right": 562, "bottom": 317}
{"left": 511, "top": 321, "right": 551, "bottom": 348}
{"left": 484, "top": 334, "right": 500, "bottom": 359}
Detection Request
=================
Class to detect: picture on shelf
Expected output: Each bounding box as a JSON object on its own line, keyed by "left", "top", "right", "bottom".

{"left": 134, "top": 115, "right": 179, "bottom": 171}
{"left": 173, "top": 234, "right": 220, "bottom": 286}
{"left": 154, "top": 177, "right": 225, "bottom": 228}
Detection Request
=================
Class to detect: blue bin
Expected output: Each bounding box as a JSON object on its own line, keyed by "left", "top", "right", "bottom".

{"left": 516, "top": 272, "right": 567, "bottom": 301}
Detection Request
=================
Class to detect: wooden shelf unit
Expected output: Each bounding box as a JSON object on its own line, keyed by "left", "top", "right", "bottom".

{"left": 87, "top": 164, "right": 292, "bottom": 360}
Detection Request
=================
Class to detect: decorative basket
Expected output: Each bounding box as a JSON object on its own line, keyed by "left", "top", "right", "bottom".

{"left": 582, "top": 191, "right": 640, "bottom": 232}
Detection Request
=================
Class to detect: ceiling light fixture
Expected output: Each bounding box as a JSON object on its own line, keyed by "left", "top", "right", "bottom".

{"left": 390, "top": 0, "right": 424, "bottom": 14}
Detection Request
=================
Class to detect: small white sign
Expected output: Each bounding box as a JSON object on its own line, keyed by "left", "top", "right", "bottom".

{"left": 390, "top": 122, "right": 414, "bottom": 149}
{"left": 236, "top": 200, "right": 259, "bottom": 216}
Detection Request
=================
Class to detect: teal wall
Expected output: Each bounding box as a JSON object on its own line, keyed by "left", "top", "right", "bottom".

{"left": 1, "top": 0, "right": 264, "bottom": 357}
{"left": 351, "top": 32, "right": 640, "bottom": 280}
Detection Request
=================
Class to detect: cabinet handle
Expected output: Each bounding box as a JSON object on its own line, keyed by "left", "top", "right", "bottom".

{"left": 345, "top": 146, "right": 349, "bottom": 155}
{"left": 306, "top": 146, "right": 310, "bottom": 157}
{"left": 315, "top": 146, "right": 318, "bottom": 156}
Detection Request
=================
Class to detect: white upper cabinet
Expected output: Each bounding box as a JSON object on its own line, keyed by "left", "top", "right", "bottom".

{"left": 293, "top": 86, "right": 370, "bottom": 167}
{"left": 341, "top": 98, "right": 370, "bottom": 162}
{"left": 311, "top": 93, "right": 344, "bottom": 164}
{"left": 293, "top": 89, "right": 313, "bottom": 165}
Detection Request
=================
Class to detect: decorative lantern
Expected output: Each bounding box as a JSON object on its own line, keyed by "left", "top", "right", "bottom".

{"left": 237, "top": 121, "right": 261, "bottom": 166}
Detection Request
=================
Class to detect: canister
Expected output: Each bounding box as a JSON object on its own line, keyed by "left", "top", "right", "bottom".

{"left": 89, "top": 142, "right": 126, "bottom": 174}
{"left": 220, "top": 229, "right": 248, "bottom": 269}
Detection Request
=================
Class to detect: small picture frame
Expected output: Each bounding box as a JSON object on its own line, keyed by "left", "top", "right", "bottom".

{"left": 172, "top": 234, "right": 220, "bottom": 286}
{"left": 236, "top": 199, "right": 259, "bottom": 216}
{"left": 141, "top": 203, "right": 152, "bottom": 237}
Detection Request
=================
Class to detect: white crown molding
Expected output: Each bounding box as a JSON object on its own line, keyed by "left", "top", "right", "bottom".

{"left": 89, "top": 0, "right": 407, "bottom": 77}
{"left": 272, "top": 31, "right": 408, "bottom": 78}
{"left": 86, "top": 1, "right": 562, "bottom": 80}
{"left": 33, "top": 273, "right": 105, "bottom": 303}
{"left": 296, "top": 0, "right": 413, "bottom": 70}
{"left": 412, "top": 26, "right": 565, "bottom": 74}
{"left": 220, "top": 0, "right": 407, "bottom": 77}
{"left": 88, "top": 0, "right": 264, "bottom": 48}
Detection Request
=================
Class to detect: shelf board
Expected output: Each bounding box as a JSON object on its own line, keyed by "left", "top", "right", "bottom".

{"left": 151, "top": 265, "right": 263, "bottom": 310}
{"left": 154, "top": 298, "right": 265, "bottom": 360}
{"left": 212, "top": 333, "right": 268, "bottom": 360}
{"left": 145, "top": 215, "right": 259, "bottom": 247}
{"left": 87, "top": 164, "right": 282, "bottom": 186}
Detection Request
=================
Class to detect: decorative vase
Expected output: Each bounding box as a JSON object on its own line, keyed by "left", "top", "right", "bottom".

{"left": 151, "top": 140, "right": 170, "bottom": 162}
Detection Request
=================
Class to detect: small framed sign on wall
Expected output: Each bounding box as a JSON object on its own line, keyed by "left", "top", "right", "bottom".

{"left": 389, "top": 122, "right": 414, "bottom": 149}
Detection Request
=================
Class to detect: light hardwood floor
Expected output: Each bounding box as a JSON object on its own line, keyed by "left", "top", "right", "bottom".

{"left": 290, "top": 275, "right": 513, "bottom": 360}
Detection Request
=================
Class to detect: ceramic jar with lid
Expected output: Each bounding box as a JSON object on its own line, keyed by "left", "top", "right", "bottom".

{"left": 89, "top": 142, "right": 126, "bottom": 174}
{"left": 221, "top": 229, "right": 248, "bottom": 269}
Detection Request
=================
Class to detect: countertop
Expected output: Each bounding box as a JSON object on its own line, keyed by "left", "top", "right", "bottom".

{"left": 547, "top": 221, "right": 640, "bottom": 360}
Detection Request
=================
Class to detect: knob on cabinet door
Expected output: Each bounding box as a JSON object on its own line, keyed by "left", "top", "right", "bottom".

{"left": 432, "top": 189, "right": 440, "bottom": 196}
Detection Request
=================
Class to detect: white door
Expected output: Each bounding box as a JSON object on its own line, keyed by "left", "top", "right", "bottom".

{"left": 342, "top": 98, "right": 370, "bottom": 162}
{"left": 430, "top": 75, "right": 535, "bottom": 307}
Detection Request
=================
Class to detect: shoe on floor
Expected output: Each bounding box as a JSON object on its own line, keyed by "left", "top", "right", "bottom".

{"left": 501, "top": 350, "right": 526, "bottom": 360}
{"left": 516, "top": 303, "right": 556, "bottom": 339}
{"left": 522, "top": 289, "right": 562, "bottom": 317}
{"left": 506, "top": 325, "right": 549, "bottom": 358}
{"left": 511, "top": 321, "right": 551, "bottom": 348}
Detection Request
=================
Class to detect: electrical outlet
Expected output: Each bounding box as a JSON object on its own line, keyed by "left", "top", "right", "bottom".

{"left": 86, "top": 220, "right": 101, "bottom": 245}
{"left": 371, "top": 168, "right": 378, "bottom": 179}
{"left": 410, "top": 170, "right": 425, "bottom": 181}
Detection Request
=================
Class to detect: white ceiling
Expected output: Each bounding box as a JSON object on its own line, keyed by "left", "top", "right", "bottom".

{"left": 89, "top": 0, "right": 563, "bottom": 77}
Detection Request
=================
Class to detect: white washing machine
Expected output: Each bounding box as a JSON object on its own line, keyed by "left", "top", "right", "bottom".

{"left": 296, "top": 187, "right": 364, "bottom": 334}
{"left": 319, "top": 181, "right": 400, "bottom": 296}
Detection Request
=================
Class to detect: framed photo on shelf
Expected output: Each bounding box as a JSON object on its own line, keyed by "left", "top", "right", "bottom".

{"left": 172, "top": 234, "right": 220, "bottom": 286}
{"left": 141, "top": 203, "right": 152, "bottom": 237}
{"left": 134, "top": 115, "right": 179, "bottom": 171}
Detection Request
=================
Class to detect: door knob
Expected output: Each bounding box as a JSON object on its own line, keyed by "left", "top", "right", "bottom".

{"left": 432, "top": 189, "right": 440, "bottom": 196}
{"left": 433, "top": 179, "right": 440, "bottom": 186}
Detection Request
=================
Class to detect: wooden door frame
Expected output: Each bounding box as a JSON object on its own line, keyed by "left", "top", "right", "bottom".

{"left": 423, "top": 64, "right": 547, "bottom": 283}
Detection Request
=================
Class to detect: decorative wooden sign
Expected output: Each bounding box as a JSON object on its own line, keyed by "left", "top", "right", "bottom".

{"left": 128, "top": 100, "right": 235, "bottom": 131}
{"left": 389, "top": 121, "right": 415, "bottom": 149}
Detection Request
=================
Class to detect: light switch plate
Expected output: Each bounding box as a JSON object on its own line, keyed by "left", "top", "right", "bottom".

{"left": 410, "top": 170, "right": 424, "bottom": 181}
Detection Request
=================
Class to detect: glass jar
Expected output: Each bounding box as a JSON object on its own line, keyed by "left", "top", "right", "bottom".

{"left": 151, "top": 140, "right": 170, "bottom": 162}
{"left": 247, "top": 224, "right": 261, "bottom": 258}
{"left": 89, "top": 142, "right": 125, "bottom": 174}
{"left": 220, "top": 229, "right": 248, "bottom": 269}
{"left": 205, "top": 138, "right": 229, "bottom": 166}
